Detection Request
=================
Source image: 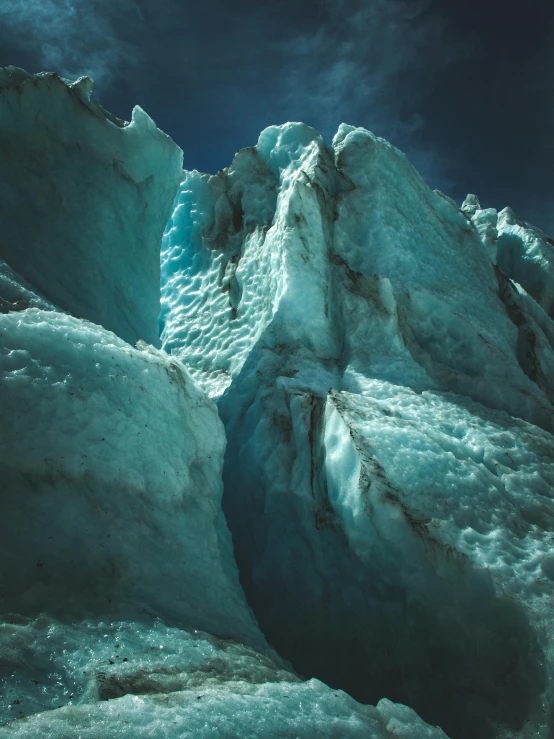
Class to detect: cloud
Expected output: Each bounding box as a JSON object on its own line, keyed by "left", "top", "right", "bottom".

{"left": 0, "top": 0, "right": 141, "bottom": 86}
{"left": 278, "top": 0, "right": 472, "bottom": 190}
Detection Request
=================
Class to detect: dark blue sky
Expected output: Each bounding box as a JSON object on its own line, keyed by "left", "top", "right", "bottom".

{"left": 1, "top": 0, "right": 552, "bottom": 233}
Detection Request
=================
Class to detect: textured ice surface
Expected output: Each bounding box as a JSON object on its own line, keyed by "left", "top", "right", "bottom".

{"left": 0, "top": 268, "right": 263, "bottom": 649}
{"left": 496, "top": 207, "right": 554, "bottom": 320}
{"left": 467, "top": 199, "right": 554, "bottom": 320}
{"left": 161, "top": 124, "right": 553, "bottom": 431}
{"left": 161, "top": 122, "right": 554, "bottom": 738}
{"left": 0, "top": 260, "right": 54, "bottom": 314}
{"left": 0, "top": 249, "right": 446, "bottom": 739}
{"left": 0, "top": 66, "right": 183, "bottom": 346}
{"left": 0, "top": 616, "right": 448, "bottom": 739}
{"left": 0, "top": 78, "right": 454, "bottom": 738}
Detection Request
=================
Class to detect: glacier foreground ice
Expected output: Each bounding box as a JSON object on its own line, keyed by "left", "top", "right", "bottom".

{"left": 161, "top": 123, "right": 554, "bottom": 738}
{"left": 0, "top": 617, "right": 448, "bottom": 739}
{"left": 0, "top": 71, "right": 448, "bottom": 739}
{"left": 0, "top": 66, "right": 183, "bottom": 346}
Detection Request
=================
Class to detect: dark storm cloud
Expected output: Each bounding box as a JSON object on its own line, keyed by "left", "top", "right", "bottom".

{"left": 419, "top": 0, "right": 554, "bottom": 233}
{"left": 0, "top": 0, "right": 552, "bottom": 232}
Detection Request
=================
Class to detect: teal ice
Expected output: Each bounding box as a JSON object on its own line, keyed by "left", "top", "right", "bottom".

{"left": 1, "top": 68, "right": 553, "bottom": 739}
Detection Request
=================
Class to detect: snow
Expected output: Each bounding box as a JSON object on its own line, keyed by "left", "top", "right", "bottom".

{"left": 0, "top": 66, "right": 183, "bottom": 346}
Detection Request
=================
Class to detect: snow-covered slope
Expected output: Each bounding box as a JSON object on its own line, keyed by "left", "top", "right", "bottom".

{"left": 161, "top": 123, "right": 554, "bottom": 738}
{"left": 0, "top": 66, "right": 182, "bottom": 346}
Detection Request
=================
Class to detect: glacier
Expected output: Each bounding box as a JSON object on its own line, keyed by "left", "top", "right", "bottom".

{"left": 0, "top": 66, "right": 182, "bottom": 346}
{"left": 1, "top": 67, "right": 554, "bottom": 738}
{"left": 161, "top": 123, "right": 554, "bottom": 738}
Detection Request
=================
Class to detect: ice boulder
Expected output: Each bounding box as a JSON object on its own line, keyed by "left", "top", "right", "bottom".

{"left": 0, "top": 66, "right": 183, "bottom": 346}
{"left": 161, "top": 122, "right": 554, "bottom": 738}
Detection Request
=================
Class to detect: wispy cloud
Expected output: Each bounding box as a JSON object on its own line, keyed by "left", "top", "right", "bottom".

{"left": 0, "top": 0, "right": 141, "bottom": 87}
{"left": 279, "top": 0, "right": 471, "bottom": 190}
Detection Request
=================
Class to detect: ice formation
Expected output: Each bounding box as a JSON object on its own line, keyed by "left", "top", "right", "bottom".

{"left": 0, "top": 617, "right": 449, "bottom": 739}
{"left": 161, "top": 123, "right": 554, "bottom": 738}
{"left": 466, "top": 197, "right": 554, "bottom": 320}
{"left": 0, "top": 267, "right": 264, "bottom": 646}
{"left": 0, "top": 66, "right": 182, "bottom": 346}
{"left": 0, "top": 70, "right": 450, "bottom": 738}
{"left": 2, "top": 64, "right": 554, "bottom": 739}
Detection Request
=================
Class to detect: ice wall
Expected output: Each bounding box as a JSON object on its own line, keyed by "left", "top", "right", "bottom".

{"left": 0, "top": 267, "right": 264, "bottom": 648}
{"left": 466, "top": 198, "right": 554, "bottom": 320}
{"left": 0, "top": 66, "right": 183, "bottom": 346}
{"left": 0, "top": 75, "right": 450, "bottom": 739}
{"left": 161, "top": 123, "right": 554, "bottom": 738}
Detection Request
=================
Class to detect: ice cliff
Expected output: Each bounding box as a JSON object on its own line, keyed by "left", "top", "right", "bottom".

{"left": 1, "top": 68, "right": 553, "bottom": 738}
{"left": 162, "top": 123, "right": 554, "bottom": 738}
{"left": 0, "top": 66, "right": 182, "bottom": 346}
